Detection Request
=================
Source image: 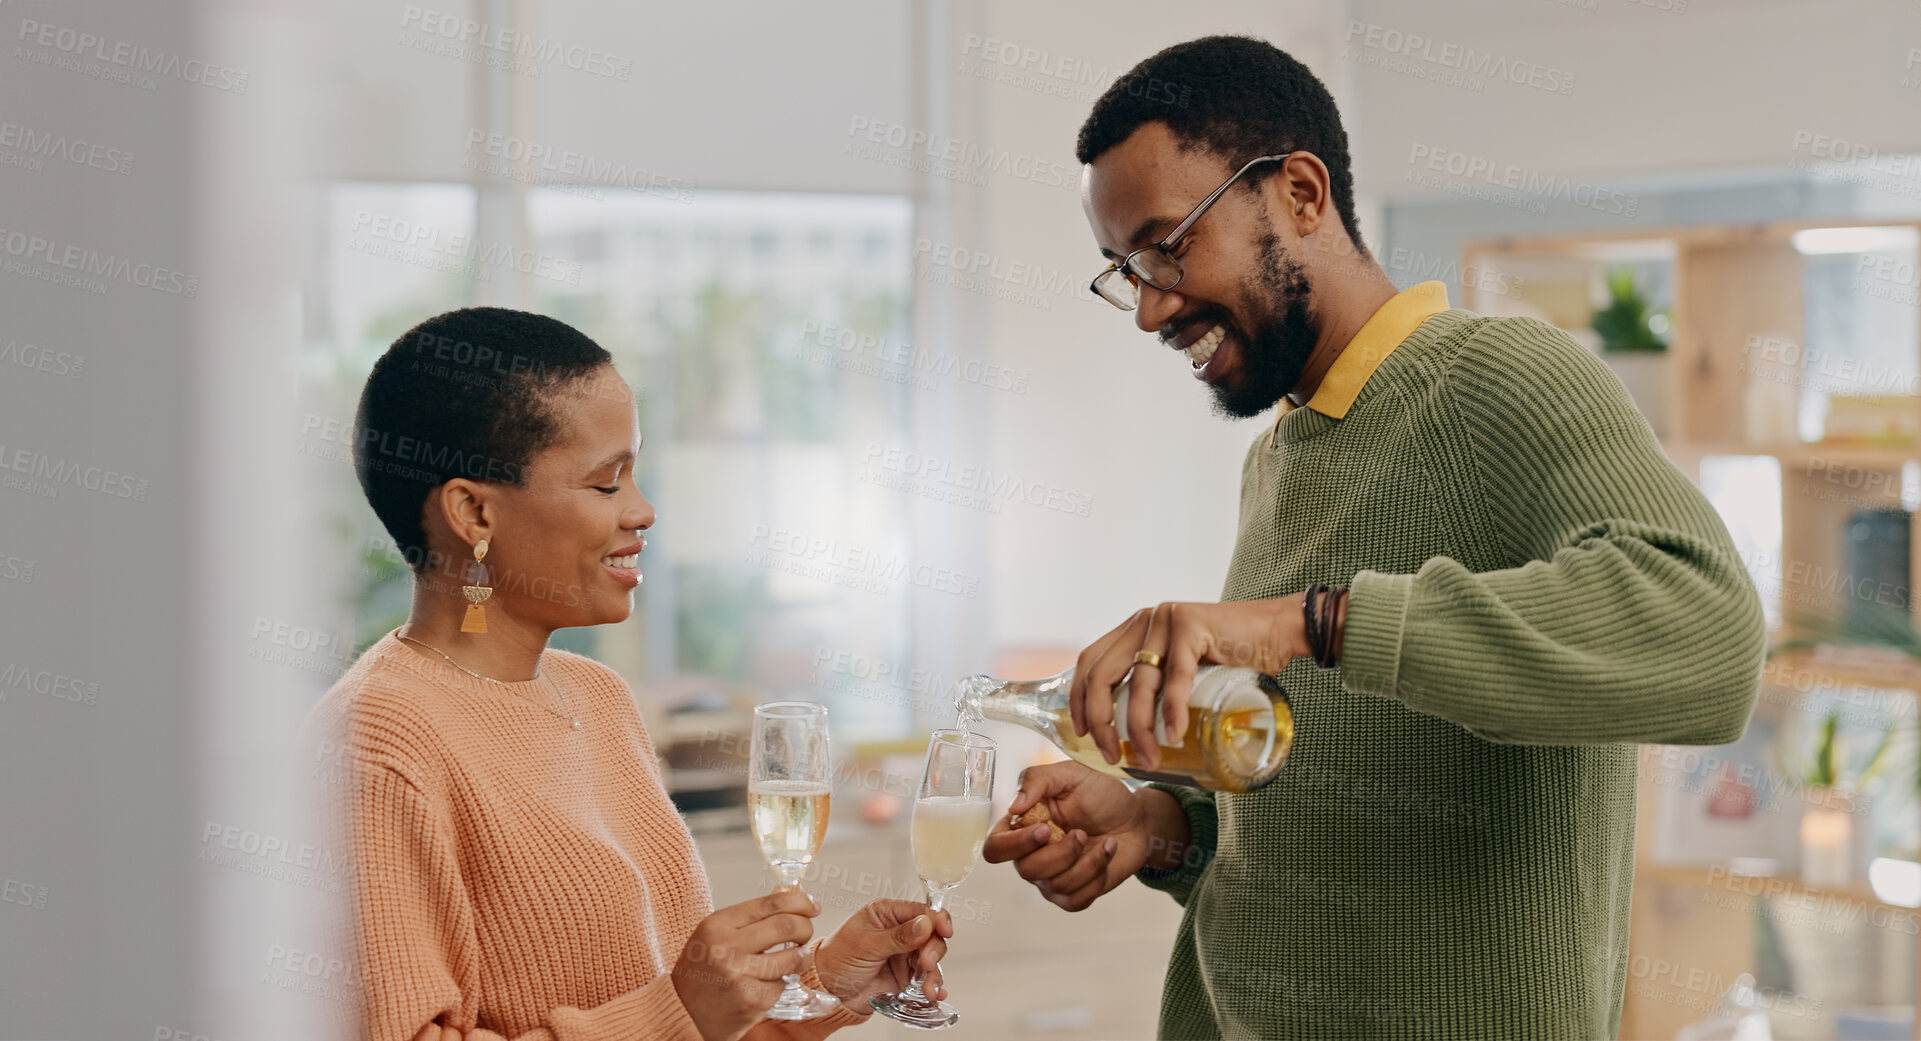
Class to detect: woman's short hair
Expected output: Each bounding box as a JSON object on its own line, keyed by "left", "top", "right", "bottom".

{"left": 354, "top": 307, "right": 614, "bottom": 572}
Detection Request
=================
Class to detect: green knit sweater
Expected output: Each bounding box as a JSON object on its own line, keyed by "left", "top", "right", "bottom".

{"left": 1138, "top": 309, "right": 1765, "bottom": 1040}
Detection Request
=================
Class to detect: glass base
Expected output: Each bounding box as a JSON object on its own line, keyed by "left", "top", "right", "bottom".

{"left": 869, "top": 991, "right": 959, "bottom": 1029}
{"left": 766, "top": 986, "right": 840, "bottom": 1021}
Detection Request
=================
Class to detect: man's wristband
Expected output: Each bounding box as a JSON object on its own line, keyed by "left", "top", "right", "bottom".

{"left": 1303, "top": 585, "right": 1326, "bottom": 665}
{"left": 1305, "top": 584, "right": 1348, "bottom": 668}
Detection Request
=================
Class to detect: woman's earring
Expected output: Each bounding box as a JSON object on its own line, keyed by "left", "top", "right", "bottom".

{"left": 461, "top": 538, "right": 492, "bottom": 634}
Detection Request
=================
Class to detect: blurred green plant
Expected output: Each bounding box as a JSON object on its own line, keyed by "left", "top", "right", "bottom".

{"left": 1786, "top": 707, "right": 1896, "bottom": 790}
{"left": 1771, "top": 601, "right": 1917, "bottom": 800}
{"left": 1591, "top": 266, "right": 1669, "bottom": 354}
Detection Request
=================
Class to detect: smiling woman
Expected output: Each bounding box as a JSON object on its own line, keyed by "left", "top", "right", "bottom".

{"left": 298, "top": 308, "right": 956, "bottom": 1041}
{"left": 351, "top": 307, "right": 652, "bottom": 657}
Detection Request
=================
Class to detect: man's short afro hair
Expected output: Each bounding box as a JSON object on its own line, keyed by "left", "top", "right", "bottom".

{"left": 1076, "top": 35, "right": 1366, "bottom": 258}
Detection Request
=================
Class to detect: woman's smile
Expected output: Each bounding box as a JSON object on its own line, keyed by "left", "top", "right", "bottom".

{"left": 599, "top": 539, "right": 644, "bottom": 587}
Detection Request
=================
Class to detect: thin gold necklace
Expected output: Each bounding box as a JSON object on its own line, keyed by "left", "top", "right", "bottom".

{"left": 397, "top": 631, "right": 581, "bottom": 730}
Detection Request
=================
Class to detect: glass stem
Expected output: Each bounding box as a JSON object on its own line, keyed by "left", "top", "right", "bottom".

{"left": 773, "top": 872, "right": 808, "bottom": 1001}
{"left": 897, "top": 884, "right": 948, "bottom": 1002}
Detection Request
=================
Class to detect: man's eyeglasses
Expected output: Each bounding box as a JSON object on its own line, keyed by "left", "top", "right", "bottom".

{"left": 1088, "top": 152, "right": 1299, "bottom": 311}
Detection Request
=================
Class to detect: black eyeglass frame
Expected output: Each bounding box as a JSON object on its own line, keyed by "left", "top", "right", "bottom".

{"left": 1088, "top": 151, "right": 1300, "bottom": 310}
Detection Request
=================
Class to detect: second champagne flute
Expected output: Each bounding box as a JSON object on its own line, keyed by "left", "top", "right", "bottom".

{"left": 870, "top": 729, "right": 997, "bottom": 1029}
{"left": 748, "top": 701, "right": 840, "bottom": 1021}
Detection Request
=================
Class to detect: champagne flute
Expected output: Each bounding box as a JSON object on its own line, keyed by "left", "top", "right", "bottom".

{"left": 748, "top": 701, "right": 840, "bottom": 1020}
{"left": 870, "top": 729, "right": 997, "bottom": 1028}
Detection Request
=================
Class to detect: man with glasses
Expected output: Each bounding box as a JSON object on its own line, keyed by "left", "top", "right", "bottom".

{"left": 983, "top": 35, "right": 1764, "bottom": 1040}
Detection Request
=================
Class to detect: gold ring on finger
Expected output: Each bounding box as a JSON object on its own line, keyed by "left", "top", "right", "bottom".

{"left": 1133, "top": 649, "right": 1164, "bottom": 669}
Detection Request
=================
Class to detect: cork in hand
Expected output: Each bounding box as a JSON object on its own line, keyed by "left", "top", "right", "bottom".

{"left": 1013, "top": 802, "right": 1068, "bottom": 845}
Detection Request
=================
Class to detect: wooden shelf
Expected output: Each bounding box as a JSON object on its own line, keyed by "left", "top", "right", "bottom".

{"left": 1765, "top": 649, "right": 1921, "bottom": 691}
{"left": 1636, "top": 862, "right": 1913, "bottom": 914}
{"left": 1660, "top": 440, "right": 1920, "bottom": 470}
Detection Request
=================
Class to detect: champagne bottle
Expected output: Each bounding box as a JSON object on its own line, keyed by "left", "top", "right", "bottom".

{"left": 953, "top": 665, "right": 1293, "bottom": 793}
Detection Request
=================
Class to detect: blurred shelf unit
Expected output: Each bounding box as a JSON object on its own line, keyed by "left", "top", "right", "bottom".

{"left": 1462, "top": 219, "right": 1921, "bottom": 652}
{"left": 1463, "top": 220, "right": 1921, "bottom": 1041}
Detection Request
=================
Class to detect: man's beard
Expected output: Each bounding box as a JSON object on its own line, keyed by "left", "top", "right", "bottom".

{"left": 1209, "top": 228, "right": 1319, "bottom": 420}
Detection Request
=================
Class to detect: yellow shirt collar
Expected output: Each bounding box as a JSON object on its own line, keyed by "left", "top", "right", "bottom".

{"left": 1268, "top": 281, "right": 1451, "bottom": 444}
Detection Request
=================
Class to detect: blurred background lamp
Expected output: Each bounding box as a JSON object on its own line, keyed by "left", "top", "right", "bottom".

{"left": 1790, "top": 225, "right": 1920, "bottom": 255}
{"left": 1868, "top": 857, "right": 1921, "bottom": 908}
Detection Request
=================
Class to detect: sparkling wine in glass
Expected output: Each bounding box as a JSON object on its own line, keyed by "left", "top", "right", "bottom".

{"left": 749, "top": 701, "right": 840, "bottom": 1021}
{"left": 870, "top": 729, "right": 996, "bottom": 1029}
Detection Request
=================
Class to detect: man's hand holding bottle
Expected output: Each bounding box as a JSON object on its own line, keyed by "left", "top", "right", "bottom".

{"left": 1071, "top": 598, "right": 1311, "bottom": 771}
{"left": 982, "top": 594, "right": 1329, "bottom": 911}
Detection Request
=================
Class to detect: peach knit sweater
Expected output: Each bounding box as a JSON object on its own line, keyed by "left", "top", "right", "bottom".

{"left": 301, "top": 630, "right": 867, "bottom": 1041}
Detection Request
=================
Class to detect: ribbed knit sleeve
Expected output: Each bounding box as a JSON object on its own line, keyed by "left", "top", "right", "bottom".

{"left": 1132, "top": 783, "right": 1219, "bottom": 906}
{"left": 1340, "top": 317, "right": 1765, "bottom": 745}
{"left": 350, "top": 759, "right": 705, "bottom": 1041}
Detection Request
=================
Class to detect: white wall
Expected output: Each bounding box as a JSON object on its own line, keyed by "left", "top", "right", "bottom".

{"left": 1345, "top": 0, "right": 1921, "bottom": 199}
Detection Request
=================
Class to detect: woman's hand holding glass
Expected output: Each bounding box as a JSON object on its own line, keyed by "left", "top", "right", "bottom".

{"left": 812, "top": 898, "right": 956, "bottom": 1010}
{"left": 670, "top": 889, "right": 822, "bottom": 1041}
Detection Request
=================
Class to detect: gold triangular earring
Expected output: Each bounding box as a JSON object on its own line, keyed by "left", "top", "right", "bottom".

{"left": 461, "top": 538, "right": 492, "bottom": 634}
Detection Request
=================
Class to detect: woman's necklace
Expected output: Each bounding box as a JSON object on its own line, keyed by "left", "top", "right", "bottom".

{"left": 397, "top": 631, "right": 582, "bottom": 730}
